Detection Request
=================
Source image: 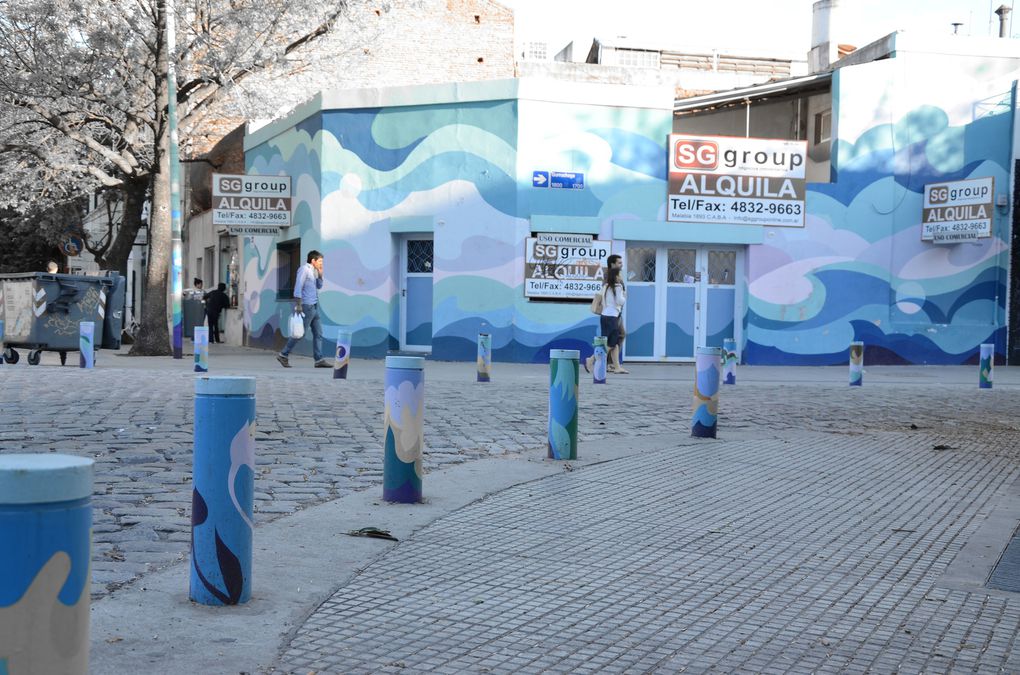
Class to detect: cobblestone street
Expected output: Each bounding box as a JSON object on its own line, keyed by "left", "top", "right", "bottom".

{"left": 3, "top": 348, "right": 1020, "bottom": 600}
{"left": 6, "top": 347, "right": 1020, "bottom": 672}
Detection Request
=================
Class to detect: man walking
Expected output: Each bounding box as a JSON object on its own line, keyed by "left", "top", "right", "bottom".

{"left": 202, "top": 282, "right": 230, "bottom": 343}
{"left": 277, "top": 250, "right": 330, "bottom": 368}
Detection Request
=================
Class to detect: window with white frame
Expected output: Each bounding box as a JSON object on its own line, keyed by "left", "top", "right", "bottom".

{"left": 613, "top": 48, "right": 659, "bottom": 68}
{"left": 522, "top": 41, "right": 548, "bottom": 61}
{"left": 814, "top": 109, "right": 832, "bottom": 144}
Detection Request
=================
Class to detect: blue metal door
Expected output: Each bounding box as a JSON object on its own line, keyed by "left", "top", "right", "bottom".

{"left": 400, "top": 237, "right": 433, "bottom": 352}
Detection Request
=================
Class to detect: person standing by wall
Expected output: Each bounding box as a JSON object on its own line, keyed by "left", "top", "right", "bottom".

{"left": 202, "top": 283, "right": 230, "bottom": 343}
{"left": 276, "top": 250, "right": 329, "bottom": 368}
{"left": 601, "top": 254, "right": 628, "bottom": 374}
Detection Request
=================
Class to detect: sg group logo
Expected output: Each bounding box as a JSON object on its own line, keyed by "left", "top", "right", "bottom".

{"left": 673, "top": 138, "right": 719, "bottom": 171}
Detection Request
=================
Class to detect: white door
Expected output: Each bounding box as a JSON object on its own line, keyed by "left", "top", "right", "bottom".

{"left": 622, "top": 244, "right": 742, "bottom": 361}
{"left": 399, "top": 236, "right": 433, "bottom": 352}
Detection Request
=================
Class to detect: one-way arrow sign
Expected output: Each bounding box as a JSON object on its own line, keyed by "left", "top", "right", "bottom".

{"left": 532, "top": 171, "right": 549, "bottom": 188}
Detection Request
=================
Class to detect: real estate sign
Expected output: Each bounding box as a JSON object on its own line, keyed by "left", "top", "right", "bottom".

{"left": 667, "top": 134, "right": 808, "bottom": 227}
{"left": 212, "top": 174, "right": 292, "bottom": 233}
{"left": 524, "top": 234, "right": 611, "bottom": 300}
{"left": 921, "top": 177, "right": 994, "bottom": 244}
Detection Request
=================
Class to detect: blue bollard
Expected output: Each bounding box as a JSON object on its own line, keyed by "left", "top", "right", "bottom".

{"left": 383, "top": 356, "right": 425, "bottom": 503}
{"left": 333, "top": 329, "right": 352, "bottom": 380}
{"left": 692, "top": 347, "right": 721, "bottom": 438}
{"left": 548, "top": 349, "right": 579, "bottom": 460}
{"left": 849, "top": 341, "right": 864, "bottom": 386}
{"left": 723, "top": 338, "right": 737, "bottom": 385}
{"left": 79, "top": 322, "right": 94, "bottom": 369}
{"left": 476, "top": 333, "right": 492, "bottom": 382}
{"left": 0, "top": 319, "right": 4, "bottom": 368}
{"left": 194, "top": 327, "right": 209, "bottom": 373}
{"left": 0, "top": 453, "right": 94, "bottom": 673}
{"left": 592, "top": 336, "right": 607, "bottom": 384}
{"left": 191, "top": 376, "right": 256, "bottom": 606}
{"left": 979, "top": 343, "right": 994, "bottom": 389}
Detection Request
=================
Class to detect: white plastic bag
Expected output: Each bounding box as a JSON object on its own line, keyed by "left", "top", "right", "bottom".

{"left": 289, "top": 311, "right": 305, "bottom": 339}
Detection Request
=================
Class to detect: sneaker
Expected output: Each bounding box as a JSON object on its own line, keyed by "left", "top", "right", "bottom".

{"left": 314, "top": 359, "right": 332, "bottom": 368}
{"left": 276, "top": 353, "right": 291, "bottom": 368}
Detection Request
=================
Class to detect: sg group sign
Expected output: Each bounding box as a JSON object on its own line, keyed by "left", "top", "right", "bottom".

{"left": 525, "top": 234, "right": 611, "bottom": 300}
{"left": 921, "top": 177, "right": 994, "bottom": 244}
{"left": 668, "top": 134, "right": 807, "bottom": 227}
{"left": 212, "top": 174, "right": 292, "bottom": 233}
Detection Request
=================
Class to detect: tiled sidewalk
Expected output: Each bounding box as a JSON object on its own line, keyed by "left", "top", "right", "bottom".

{"left": 279, "top": 430, "right": 1020, "bottom": 673}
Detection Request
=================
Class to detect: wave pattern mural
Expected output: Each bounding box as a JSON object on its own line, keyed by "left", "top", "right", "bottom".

{"left": 243, "top": 60, "right": 1009, "bottom": 365}
{"left": 245, "top": 95, "right": 672, "bottom": 361}
{"left": 745, "top": 55, "right": 1012, "bottom": 365}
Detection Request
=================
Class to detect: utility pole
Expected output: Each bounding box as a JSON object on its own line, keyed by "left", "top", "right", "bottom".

{"left": 166, "top": 0, "right": 183, "bottom": 359}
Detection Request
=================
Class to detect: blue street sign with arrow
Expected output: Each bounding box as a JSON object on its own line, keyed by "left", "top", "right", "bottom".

{"left": 551, "top": 171, "right": 584, "bottom": 189}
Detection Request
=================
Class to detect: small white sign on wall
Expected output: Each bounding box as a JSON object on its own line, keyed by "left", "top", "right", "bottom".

{"left": 212, "top": 174, "right": 292, "bottom": 230}
{"left": 524, "top": 235, "right": 612, "bottom": 300}
{"left": 921, "top": 177, "right": 994, "bottom": 244}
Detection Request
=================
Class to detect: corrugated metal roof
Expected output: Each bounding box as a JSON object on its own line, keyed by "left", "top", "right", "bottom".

{"left": 674, "top": 71, "right": 832, "bottom": 113}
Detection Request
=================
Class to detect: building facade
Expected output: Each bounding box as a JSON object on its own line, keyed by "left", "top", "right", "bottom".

{"left": 240, "top": 34, "right": 1020, "bottom": 365}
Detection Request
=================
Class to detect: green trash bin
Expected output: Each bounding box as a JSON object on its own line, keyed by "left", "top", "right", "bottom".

{"left": 0, "top": 272, "right": 125, "bottom": 366}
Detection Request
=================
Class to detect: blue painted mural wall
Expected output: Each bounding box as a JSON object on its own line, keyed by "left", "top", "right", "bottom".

{"left": 242, "top": 55, "right": 1016, "bottom": 365}
{"left": 243, "top": 91, "right": 673, "bottom": 362}
{"left": 745, "top": 53, "right": 1015, "bottom": 365}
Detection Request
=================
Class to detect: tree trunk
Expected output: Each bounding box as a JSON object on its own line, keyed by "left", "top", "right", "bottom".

{"left": 102, "top": 176, "right": 148, "bottom": 277}
{"left": 130, "top": 3, "right": 171, "bottom": 357}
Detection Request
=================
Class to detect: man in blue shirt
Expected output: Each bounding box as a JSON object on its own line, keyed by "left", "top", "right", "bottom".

{"left": 277, "top": 250, "right": 330, "bottom": 368}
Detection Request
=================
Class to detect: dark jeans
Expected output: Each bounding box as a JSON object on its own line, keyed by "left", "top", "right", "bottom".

{"left": 207, "top": 312, "right": 221, "bottom": 343}
{"left": 281, "top": 303, "right": 323, "bottom": 361}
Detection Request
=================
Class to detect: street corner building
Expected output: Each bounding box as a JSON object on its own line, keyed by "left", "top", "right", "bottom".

{"left": 237, "top": 35, "right": 1020, "bottom": 365}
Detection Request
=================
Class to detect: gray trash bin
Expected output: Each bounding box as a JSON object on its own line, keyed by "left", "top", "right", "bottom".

{"left": 183, "top": 295, "right": 206, "bottom": 339}
{"left": 0, "top": 272, "right": 126, "bottom": 365}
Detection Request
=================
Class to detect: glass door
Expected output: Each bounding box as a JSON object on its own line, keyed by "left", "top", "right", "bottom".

{"left": 623, "top": 244, "right": 742, "bottom": 361}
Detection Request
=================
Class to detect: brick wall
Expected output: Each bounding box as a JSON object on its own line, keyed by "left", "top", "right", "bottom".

{"left": 196, "top": 0, "right": 514, "bottom": 130}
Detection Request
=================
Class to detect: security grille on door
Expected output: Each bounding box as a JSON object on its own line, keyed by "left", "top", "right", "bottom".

{"left": 628, "top": 247, "right": 656, "bottom": 282}
{"left": 708, "top": 250, "right": 736, "bottom": 285}
{"left": 407, "top": 240, "right": 433, "bottom": 273}
{"left": 668, "top": 249, "right": 697, "bottom": 283}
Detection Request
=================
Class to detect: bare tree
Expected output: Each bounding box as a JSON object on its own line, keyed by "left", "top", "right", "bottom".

{"left": 0, "top": 0, "right": 362, "bottom": 354}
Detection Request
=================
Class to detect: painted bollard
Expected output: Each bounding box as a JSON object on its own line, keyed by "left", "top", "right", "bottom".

{"left": 191, "top": 377, "right": 256, "bottom": 606}
{"left": 722, "top": 337, "right": 737, "bottom": 385}
{"left": 194, "top": 326, "right": 209, "bottom": 373}
{"left": 79, "top": 321, "right": 94, "bottom": 369}
{"left": 849, "top": 341, "right": 864, "bottom": 386}
{"left": 979, "top": 343, "right": 994, "bottom": 389}
{"left": 0, "top": 319, "right": 4, "bottom": 367}
{"left": 383, "top": 356, "right": 425, "bottom": 503}
{"left": 0, "top": 453, "right": 94, "bottom": 674}
{"left": 548, "top": 349, "right": 579, "bottom": 460}
{"left": 592, "top": 336, "right": 607, "bottom": 384}
{"left": 476, "top": 333, "right": 492, "bottom": 382}
{"left": 692, "top": 346, "right": 721, "bottom": 438}
{"left": 333, "top": 329, "right": 352, "bottom": 380}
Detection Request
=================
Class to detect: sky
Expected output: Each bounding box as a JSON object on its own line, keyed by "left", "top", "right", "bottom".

{"left": 499, "top": 0, "right": 1016, "bottom": 58}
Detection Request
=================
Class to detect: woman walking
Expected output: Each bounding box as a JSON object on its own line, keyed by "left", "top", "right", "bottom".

{"left": 587, "top": 254, "right": 628, "bottom": 374}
